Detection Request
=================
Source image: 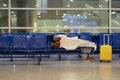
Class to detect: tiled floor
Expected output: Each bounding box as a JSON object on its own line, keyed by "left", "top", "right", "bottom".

{"left": 0, "top": 54, "right": 120, "bottom": 80}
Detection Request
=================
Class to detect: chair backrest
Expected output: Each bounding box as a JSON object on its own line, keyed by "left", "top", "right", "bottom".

{"left": 0, "top": 34, "right": 9, "bottom": 48}
{"left": 67, "top": 33, "right": 78, "bottom": 38}
{"left": 31, "top": 35, "right": 47, "bottom": 49}
{"left": 13, "top": 34, "right": 27, "bottom": 48}
{"left": 110, "top": 33, "right": 120, "bottom": 49}
{"left": 78, "top": 33, "right": 92, "bottom": 41}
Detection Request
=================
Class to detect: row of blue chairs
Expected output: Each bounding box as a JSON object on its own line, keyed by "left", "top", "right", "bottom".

{"left": 0, "top": 33, "right": 50, "bottom": 64}
{"left": 0, "top": 33, "right": 120, "bottom": 64}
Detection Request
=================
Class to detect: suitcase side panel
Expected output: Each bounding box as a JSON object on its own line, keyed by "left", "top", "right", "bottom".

{"left": 100, "top": 45, "right": 112, "bottom": 61}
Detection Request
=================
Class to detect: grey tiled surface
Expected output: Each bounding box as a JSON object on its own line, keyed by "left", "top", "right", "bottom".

{"left": 0, "top": 54, "right": 119, "bottom": 80}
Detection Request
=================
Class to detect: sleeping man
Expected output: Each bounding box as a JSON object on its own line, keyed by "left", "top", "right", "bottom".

{"left": 52, "top": 34, "right": 97, "bottom": 60}
{"left": 52, "top": 34, "right": 96, "bottom": 51}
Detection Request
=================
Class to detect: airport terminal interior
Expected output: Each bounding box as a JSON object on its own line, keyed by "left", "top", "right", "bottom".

{"left": 0, "top": 0, "right": 120, "bottom": 80}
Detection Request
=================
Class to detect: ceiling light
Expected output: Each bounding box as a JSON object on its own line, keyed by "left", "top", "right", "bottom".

{"left": 70, "top": 0, "right": 74, "bottom": 2}
{"left": 67, "top": 4, "right": 70, "bottom": 7}
{"left": 70, "top": 20, "right": 73, "bottom": 23}
{"left": 12, "top": 14, "right": 16, "bottom": 17}
{"left": 111, "top": 11, "right": 116, "bottom": 14}
{"left": 105, "top": 0, "right": 108, "bottom": 2}
{"left": 64, "top": 26, "right": 68, "bottom": 28}
{"left": 37, "top": 12, "right": 41, "bottom": 15}
{"left": 36, "top": 4, "right": 39, "bottom": 7}
{"left": 77, "top": 14, "right": 80, "bottom": 17}
{"left": 3, "top": 4, "right": 7, "bottom": 7}
{"left": 56, "top": 29, "right": 59, "bottom": 32}
{"left": 11, "top": 11, "right": 14, "bottom": 14}
{"left": 38, "top": 16, "right": 41, "bottom": 18}
{"left": 56, "top": 25, "right": 60, "bottom": 28}
{"left": 99, "top": 5, "right": 102, "bottom": 8}
{"left": 63, "top": 19, "right": 67, "bottom": 21}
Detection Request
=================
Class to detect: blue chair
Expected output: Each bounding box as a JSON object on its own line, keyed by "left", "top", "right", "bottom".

{"left": 29, "top": 34, "right": 49, "bottom": 65}
{"left": 0, "top": 34, "right": 10, "bottom": 58}
{"left": 110, "top": 33, "right": 120, "bottom": 57}
{"left": 11, "top": 34, "right": 28, "bottom": 60}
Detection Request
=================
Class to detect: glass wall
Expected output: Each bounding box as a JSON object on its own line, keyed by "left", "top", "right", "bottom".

{"left": 0, "top": 0, "right": 120, "bottom": 34}
{"left": 10, "top": 10, "right": 108, "bottom": 33}
{"left": 0, "top": 29, "right": 8, "bottom": 33}
{"left": 111, "top": 10, "right": 120, "bottom": 33}
{"left": 0, "top": 10, "right": 8, "bottom": 27}
{"left": 112, "top": 0, "right": 120, "bottom": 8}
{"left": 111, "top": 0, "right": 120, "bottom": 33}
{"left": 0, "top": 0, "right": 8, "bottom": 8}
{"left": 11, "top": 0, "right": 109, "bottom": 8}
{"left": 111, "top": 10, "right": 120, "bottom": 27}
{"left": 11, "top": 0, "right": 37, "bottom": 8}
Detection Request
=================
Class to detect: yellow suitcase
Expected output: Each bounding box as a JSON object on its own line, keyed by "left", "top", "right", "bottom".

{"left": 100, "top": 45, "right": 112, "bottom": 62}
{"left": 100, "top": 34, "right": 112, "bottom": 62}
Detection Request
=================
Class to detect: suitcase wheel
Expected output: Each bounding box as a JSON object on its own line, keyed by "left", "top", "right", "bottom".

{"left": 100, "top": 60, "right": 103, "bottom": 62}
{"left": 108, "top": 61, "right": 111, "bottom": 62}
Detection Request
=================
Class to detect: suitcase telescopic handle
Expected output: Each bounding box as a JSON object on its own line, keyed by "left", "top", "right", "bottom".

{"left": 103, "top": 34, "right": 110, "bottom": 45}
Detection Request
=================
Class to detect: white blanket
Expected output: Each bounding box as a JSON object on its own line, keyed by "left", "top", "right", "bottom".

{"left": 55, "top": 34, "right": 97, "bottom": 51}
